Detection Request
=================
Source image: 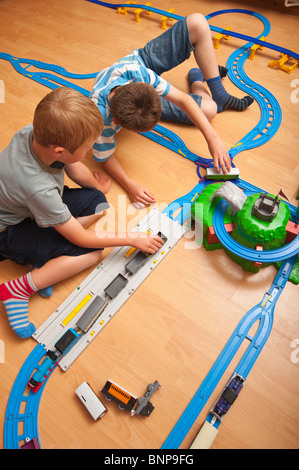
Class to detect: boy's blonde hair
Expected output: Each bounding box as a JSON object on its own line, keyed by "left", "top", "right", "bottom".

{"left": 33, "top": 87, "right": 103, "bottom": 153}
{"left": 110, "top": 82, "right": 161, "bottom": 132}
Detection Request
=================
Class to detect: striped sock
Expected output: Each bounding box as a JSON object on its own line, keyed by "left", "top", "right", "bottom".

{"left": 30, "top": 266, "right": 53, "bottom": 298}
{"left": 188, "top": 68, "right": 204, "bottom": 85}
{"left": 188, "top": 66, "right": 228, "bottom": 86}
{"left": 206, "top": 75, "right": 254, "bottom": 112}
{"left": 0, "top": 273, "right": 37, "bottom": 338}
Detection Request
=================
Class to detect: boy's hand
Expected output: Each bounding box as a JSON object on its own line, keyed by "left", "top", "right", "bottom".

{"left": 128, "top": 232, "right": 164, "bottom": 254}
{"left": 207, "top": 135, "right": 231, "bottom": 174}
{"left": 127, "top": 180, "right": 156, "bottom": 207}
{"left": 93, "top": 171, "right": 111, "bottom": 194}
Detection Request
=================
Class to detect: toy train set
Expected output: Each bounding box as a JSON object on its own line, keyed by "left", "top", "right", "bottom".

{"left": 2, "top": 2, "right": 298, "bottom": 450}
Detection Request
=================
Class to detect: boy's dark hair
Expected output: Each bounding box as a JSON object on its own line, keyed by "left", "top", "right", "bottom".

{"left": 109, "top": 82, "right": 161, "bottom": 132}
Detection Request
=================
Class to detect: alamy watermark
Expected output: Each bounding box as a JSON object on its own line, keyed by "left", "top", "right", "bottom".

{"left": 290, "top": 79, "right": 299, "bottom": 104}
{"left": 290, "top": 339, "right": 299, "bottom": 364}
{"left": 0, "top": 79, "right": 4, "bottom": 103}
{"left": 94, "top": 195, "right": 203, "bottom": 250}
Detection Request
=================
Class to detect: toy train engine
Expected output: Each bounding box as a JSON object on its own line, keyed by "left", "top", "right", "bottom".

{"left": 27, "top": 328, "right": 81, "bottom": 393}
{"left": 27, "top": 350, "right": 59, "bottom": 393}
{"left": 211, "top": 373, "right": 246, "bottom": 421}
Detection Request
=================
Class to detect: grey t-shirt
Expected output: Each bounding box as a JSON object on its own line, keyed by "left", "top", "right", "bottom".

{"left": 0, "top": 124, "right": 71, "bottom": 231}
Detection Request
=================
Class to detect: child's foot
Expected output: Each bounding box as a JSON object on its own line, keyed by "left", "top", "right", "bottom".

{"left": 93, "top": 171, "right": 111, "bottom": 194}
{"left": 38, "top": 285, "right": 53, "bottom": 298}
{"left": 206, "top": 75, "right": 254, "bottom": 112}
{"left": 30, "top": 265, "right": 53, "bottom": 298}
{"left": 188, "top": 65, "right": 228, "bottom": 86}
{"left": 219, "top": 94, "right": 254, "bottom": 112}
{"left": 0, "top": 273, "right": 37, "bottom": 338}
{"left": 218, "top": 65, "right": 228, "bottom": 79}
{"left": 188, "top": 68, "right": 204, "bottom": 85}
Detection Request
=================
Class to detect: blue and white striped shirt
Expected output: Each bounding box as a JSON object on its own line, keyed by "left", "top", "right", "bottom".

{"left": 90, "top": 50, "right": 170, "bottom": 162}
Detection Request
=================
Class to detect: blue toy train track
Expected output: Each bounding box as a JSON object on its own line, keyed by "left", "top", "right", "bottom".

{"left": 86, "top": 1, "right": 299, "bottom": 60}
{"left": 0, "top": 52, "right": 98, "bottom": 97}
{"left": 141, "top": 9, "right": 281, "bottom": 163}
{"left": 4, "top": 344, "right": 49, "bottom": 449}
{"left": 162, "top": 255, "right": 297, "bottom": 448}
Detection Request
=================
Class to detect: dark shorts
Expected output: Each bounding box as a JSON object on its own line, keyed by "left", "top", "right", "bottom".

{"left": 0, "top": 186, "right": 109, "bottom": 268}
{"left": 138, "top": 16, "right": 202, "bottom": 124}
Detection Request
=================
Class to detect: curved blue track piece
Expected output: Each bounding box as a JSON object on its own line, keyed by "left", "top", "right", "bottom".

{"left": 162, "top": 181, "right": 206, "bottom": 224}
{"left": 4, "top": 344, "right": 49, "bottom": 449}
{"left": 213, "top": 199, "right": 299, "bottom": 263}
{"left": 136, "top": 9, "right": 281, "bottom": 164}
{"left": 141, "top": 124, "right": 213, "bottom": 167}
{"left": 162, "top": 255, "right": 296, "bottom": 448}
{"left": 218, "top": 12, "right": 281, "bottom": 159}
{"left": 206, "top": 8, "right": 271, "bottom": 35}
{"left": 228, "top": 60, "right": 281, "bottom": 158}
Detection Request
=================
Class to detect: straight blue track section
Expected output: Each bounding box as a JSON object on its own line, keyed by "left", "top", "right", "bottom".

{"left": 206, "top": 254, "right": 296, "bottom": 430}
{"left": 4, "top": 344, "right": 48, "bottom": 449}
{"left": 162, "top": 255, "right": 296, "bottom": 448}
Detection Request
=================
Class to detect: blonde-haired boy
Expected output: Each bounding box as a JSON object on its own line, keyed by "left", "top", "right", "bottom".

{"left": 0, "top": 87, "right": 163, "bottom": 339}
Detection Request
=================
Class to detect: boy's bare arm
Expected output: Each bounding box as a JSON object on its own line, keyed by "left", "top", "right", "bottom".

{"left": 165, "top": 85, "right": 231, "bottom": 173}
{"left": 65, "top": 161, "right": 111, "bottom": 194}
{"left": 54, "top": 215, "right": 163, "bottom": 253}
{"left": 101, "top": 154, "right": 156, "bottom": 206}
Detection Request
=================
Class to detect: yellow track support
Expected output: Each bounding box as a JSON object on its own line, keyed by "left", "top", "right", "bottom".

{"left": 269, "top": 52, "right": 299, "bottom": 74}
{"left": 161, "top": 8, "right": 175, "bottom": 29}
{"left": 135, "top": 2, "right": 152, "bottom": 22}
{"left": 249, "top": 36, "right": 267, "bottom": 60}
{"left": 117, "top": 1, "right": 136, "bottom": 15}
{"left": 214, "top": 27, "right": 231, "bottom": 49}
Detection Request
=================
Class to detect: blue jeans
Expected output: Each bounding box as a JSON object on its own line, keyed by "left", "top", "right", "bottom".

{"left": 138, "top": 16, "right": 202, "bottom": 124}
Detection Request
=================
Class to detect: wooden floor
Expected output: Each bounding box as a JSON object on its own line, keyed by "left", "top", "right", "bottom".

{"left": 0, "top": 0, "right": 298, "bottom": 450}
